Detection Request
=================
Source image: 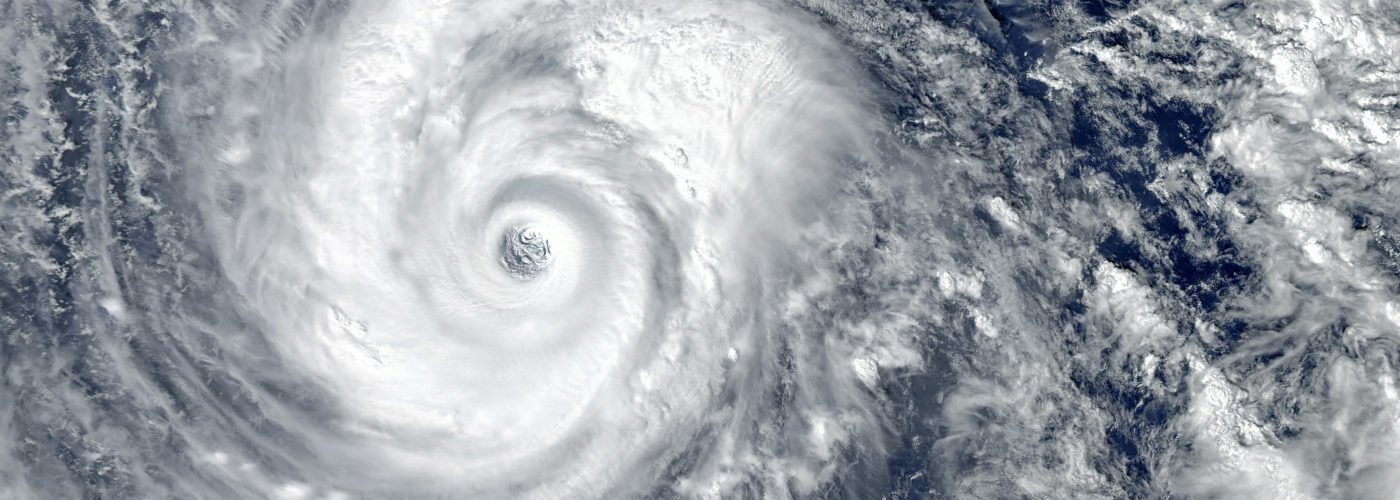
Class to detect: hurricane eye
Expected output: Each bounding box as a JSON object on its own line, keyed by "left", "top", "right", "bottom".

{"left": 501, "top": 225, "right": 552, "bottom": 278}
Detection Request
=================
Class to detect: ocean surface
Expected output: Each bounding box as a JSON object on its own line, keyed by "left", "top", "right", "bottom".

{"left": 3, "top": 0, "right": 1399, "bottom": 498}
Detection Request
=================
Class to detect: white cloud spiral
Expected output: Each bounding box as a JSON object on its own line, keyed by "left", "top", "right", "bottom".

{"left": 196, "top": 1, "right": 897, "bottom": 496}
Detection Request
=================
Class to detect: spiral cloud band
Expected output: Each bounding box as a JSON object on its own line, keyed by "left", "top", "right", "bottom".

{"left": 180, "top": 1, "right": 883, "bottom": 496}
{"left": 4, "top": 0, "right": 1400, "bottom": 498}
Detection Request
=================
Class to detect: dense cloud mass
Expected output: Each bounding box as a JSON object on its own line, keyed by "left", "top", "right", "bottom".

{"left": 2, "top": 0, "right": 1399, "bottom": 498}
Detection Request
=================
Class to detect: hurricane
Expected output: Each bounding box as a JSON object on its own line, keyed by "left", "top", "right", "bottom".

{"left": 3, "top": 0, "right": 1399, "bottom": 498}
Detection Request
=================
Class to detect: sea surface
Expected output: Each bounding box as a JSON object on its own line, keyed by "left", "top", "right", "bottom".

{"left": 2, "top": 0, "right": 1399, "bottom": 498}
